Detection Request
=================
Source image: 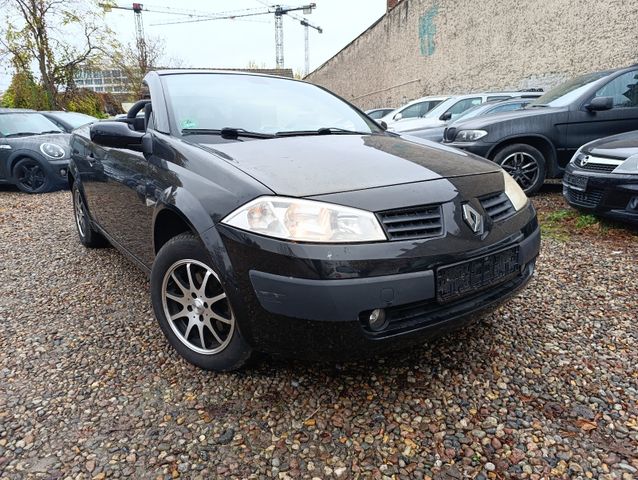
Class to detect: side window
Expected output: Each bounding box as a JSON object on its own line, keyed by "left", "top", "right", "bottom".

{"left": 399, "top": 102, "right": 426, "bottom": 119}
{"left": 489, "top": 102, "right": 524, "bottom": 114}
{"left": 446, "top": 97, "right": 482, "bottom": 118}
{"left": 593, "top": 70, "right": 638, "bottom": 108}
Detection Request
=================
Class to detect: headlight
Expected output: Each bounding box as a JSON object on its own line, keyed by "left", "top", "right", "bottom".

{"left": 454, "top": 130, "right": 488, "bottom": 142}
{"left": 222, "top": 196, "right": 387, "bottom": 243}
{"left": 502, "top": 171, "right": 528, "bottom": 211}
{"left": 40, "top": 143, "right": 65, "bottom": 159}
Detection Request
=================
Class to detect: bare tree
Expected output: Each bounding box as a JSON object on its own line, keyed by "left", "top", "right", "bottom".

{"left": 109, "top": 35, "right": 187, "bottom": 100}
{"left": 0, "top": 0, "right": 113, "bottom": 107}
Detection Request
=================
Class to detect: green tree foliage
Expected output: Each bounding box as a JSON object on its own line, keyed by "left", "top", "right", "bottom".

{"left": 0, "top": 0, "right": 114, "bottom": 108}
{"left": 1, "top": 71, "right": 49, "bottom": 109}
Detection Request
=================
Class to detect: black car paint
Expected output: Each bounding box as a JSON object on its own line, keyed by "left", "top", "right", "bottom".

{"left": 69, "top": 70, "right": 540, "bottom": 359}
{"left": 0, "top": 131, "right": 71, "bottom": 188}
{"left": 563, "top": 130, "right": 638, "bottom": 224}
{"left": 443, "top": 65, "right": 638, "bottom": 178}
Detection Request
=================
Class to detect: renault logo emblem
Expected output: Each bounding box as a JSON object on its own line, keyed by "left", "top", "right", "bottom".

{"left": 463, "top": 204, "right": 484, "bottom": 234}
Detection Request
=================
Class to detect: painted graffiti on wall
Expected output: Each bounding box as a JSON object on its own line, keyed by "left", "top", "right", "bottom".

{"left": 419, "top": 4, "right": 439, "bottom": 56}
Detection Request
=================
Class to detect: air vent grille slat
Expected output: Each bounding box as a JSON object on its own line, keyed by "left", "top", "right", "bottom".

{"left": 480, "top": 192, "right": 515, "bottom": 222}
{"left": 377, "top": 205, "right": 443, "bottom": 241}
{"left": 564, "top": 188, "right": 605, "bottom": 208}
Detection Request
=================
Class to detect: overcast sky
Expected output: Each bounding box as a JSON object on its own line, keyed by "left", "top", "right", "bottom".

{"left": 0, "top": 0, "right": 386, "bottom": 90}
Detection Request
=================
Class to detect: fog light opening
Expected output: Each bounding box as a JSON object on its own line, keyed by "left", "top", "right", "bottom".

{"left": 368, "top": 308, "right": 387, "bottom": 332}
{"left": 59, "top": 168, "right": 68, "bottom": 177}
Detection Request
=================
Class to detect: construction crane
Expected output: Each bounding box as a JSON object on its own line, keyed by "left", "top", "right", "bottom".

{"left": 149, "top": 3, "right": 320, "bottom": 70}
{"left": 100, "top": 3, "right": 271, "bottom": 68}
{"left": 299, "top": 18, "right": 322, "bottom": 76}
{"left": 102, "top": 3, "right": 321, "bottom": 71}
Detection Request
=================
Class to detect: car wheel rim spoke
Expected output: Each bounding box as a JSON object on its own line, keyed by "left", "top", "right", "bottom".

{"left": 502, "top": 152, "right": 539, "bottom": 191}
{"left": 161, "top": 259, "right": 235, "bottom": 355}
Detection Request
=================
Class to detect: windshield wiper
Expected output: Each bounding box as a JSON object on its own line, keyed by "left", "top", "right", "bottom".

{"left": 181, "top": 128, "right": 275, "bottom": 139}
{"left": 528, "top": 104, "right": 548, "bottom": 108}
{"left": 276, "top": 127, "right": 372, "bottom": 137}
{"left": 40, "top": 130, "right": 63, "bottom": 134}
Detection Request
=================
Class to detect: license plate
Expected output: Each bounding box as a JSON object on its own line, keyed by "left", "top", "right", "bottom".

{"left": 564, "top": 173, "right": 588, "bottom": 191}
{"left": 436, "top": 246, "right": 520, "bottom": 303}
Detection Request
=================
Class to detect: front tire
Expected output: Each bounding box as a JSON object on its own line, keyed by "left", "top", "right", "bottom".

{"left": 72, "top": 181, "right": 109, "bottom": 248}
{"left": 150, "top": 233, "right": 252, "bottom": 371}
{"left": 493, "top": 144, "right": 546, "bottom": 195}
{"left": 13, "top": 158, "right": 52, "bottom": 194}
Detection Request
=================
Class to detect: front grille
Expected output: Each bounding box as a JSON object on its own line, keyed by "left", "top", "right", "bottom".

{"left": 480, "top": 191, "right": 515, "bottom": 222}
{"left": 377, "top": 205, "right": 443, "bottom": 241}
{"left": 564, "top": 187, "right": 605, "bottom": 208}
{"left": 578, "top": 155, "right": 623, "bottom": 173}
{"left": 444, "top": 127, "right": 457, "bottom": 142}
{"left": 579, "top": 163, "right": 617, "bottom": 173}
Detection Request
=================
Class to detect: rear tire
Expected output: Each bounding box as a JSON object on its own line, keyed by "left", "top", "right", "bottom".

{"left": 493, "top": 143, "right": 546, "bottom": 195}
{"left": 150, "top": 232, "right": 253, "bottom": 371}
{"left": 13, "top": 158, "right": 52, "bottom": 194}
{"left": 72, "top": 181, "right": 109, "bottom": 248}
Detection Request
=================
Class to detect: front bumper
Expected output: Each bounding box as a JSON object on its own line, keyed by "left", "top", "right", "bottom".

{"left": 562, "top": 165, "right": 638, "bottom": 224}
{"left": 219, "top": 208, "right": 540, "bottom": 360}
{"left": 44, "top": 159, "right": 71, "bottom": 189}
{"left": 442, "top": 140, "right": 491, "bottom": 158}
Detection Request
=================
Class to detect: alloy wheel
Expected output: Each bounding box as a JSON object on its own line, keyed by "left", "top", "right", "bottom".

{"left": 161, "top": 259, "right": 235, "bottom": 355}
{"left": 73, "top": 188, "right": 87, "bottom": 237}
{"left": 16, "top": 160, "right": 46, "bottom": 192}
{"left": 500, "top": 152, "right": 539, "bottom": 191}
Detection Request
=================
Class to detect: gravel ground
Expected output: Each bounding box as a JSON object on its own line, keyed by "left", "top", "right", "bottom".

{"left": 0, "top": 185, "right": 637, "bottom": 480}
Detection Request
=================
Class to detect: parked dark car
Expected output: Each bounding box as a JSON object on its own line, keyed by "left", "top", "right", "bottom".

{"left": 365, "top": 108, "right": 394, "bottom": 120}
{"left": 443, "top": 65, "right": 638, "bottom": 194}
{"left": 563, "top": 130, "right": 638, "bottom": 223}
{"left": 69, "top": 70, "right": 540, "bottom": 371}
{"left": 404, "top": 98, "right": 534, "bottom": 143}
{"left": 41, "top": 111, "right": 98, "bottom": 132}
{"left": 0, "top": 108, "right": 71, "bottom": 193}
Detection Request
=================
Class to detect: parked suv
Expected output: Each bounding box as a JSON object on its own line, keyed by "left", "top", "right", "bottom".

{"left": 443, "top": 65, "right": 638, "bottom": 193}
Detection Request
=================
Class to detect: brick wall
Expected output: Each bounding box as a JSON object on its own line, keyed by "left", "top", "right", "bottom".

{"left": 306, "top": 0, "right": 638, "bottom": 109}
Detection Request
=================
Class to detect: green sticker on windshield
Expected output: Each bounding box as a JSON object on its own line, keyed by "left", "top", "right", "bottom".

{"left": 180, "top": 118, "right": 197, "bottom": 129}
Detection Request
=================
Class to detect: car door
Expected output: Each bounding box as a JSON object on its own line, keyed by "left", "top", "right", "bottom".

{"left": 92, "top": 104, "right": 156, "bottom": 267}
{"left": 566, "top": 69, "right": 638, "bottom": 152}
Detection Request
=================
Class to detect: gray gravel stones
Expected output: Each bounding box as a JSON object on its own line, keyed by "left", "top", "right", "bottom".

{"left": 0, "top": 186, "right": 637, "bottom": 479}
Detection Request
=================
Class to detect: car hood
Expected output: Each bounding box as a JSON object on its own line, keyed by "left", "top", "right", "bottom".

{"left": 451, "top": 106, "right": 565, "bottom": 130}
{"left": 581, "top": 130, "right": 638, "bottom": 159}
{"left": 196, "top": 134, "right": 501, "bottom": 197}
{"left": 4, "top": 133, "right": 72, "bottom": 157}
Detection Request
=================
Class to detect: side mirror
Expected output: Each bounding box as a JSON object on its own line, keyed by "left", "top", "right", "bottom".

{"left": 90, "top": 121, "right": 146, "bottom": 151}
{"left": 378, "top": 120, "right": 388, "bottom": 131}
{"left": 585, "top": 96, "right": 613, "bottom": 112}
{"left": 393, "top": 112, "right": 402, "bottom": 121}
{"left": 439, "top": 112, "right": 452, "bottom": 121}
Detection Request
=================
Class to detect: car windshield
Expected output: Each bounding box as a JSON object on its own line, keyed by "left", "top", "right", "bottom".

{"left": 53, "top": 112, "right": 97, "bottom": 128}
{"left": 0, "top": 113, "right": 63, "bottom": 137}
{"left": 528, "top": 71, "right": 610, "bottom": 107}
{"left": 163, "top": 73, "right": 381, "bottom": 136}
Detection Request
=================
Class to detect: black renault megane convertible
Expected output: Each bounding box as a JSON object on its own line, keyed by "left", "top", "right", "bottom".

{"left": 68, "top": 71, "right": 540, "bottom": 371}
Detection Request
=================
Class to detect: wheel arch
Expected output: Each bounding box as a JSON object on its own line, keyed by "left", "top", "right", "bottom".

{"left": 487, "top": 135, "right": 557, "bottom": 174}
{"left": 153, "top": 187, "right": 216, "bottom": 255}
